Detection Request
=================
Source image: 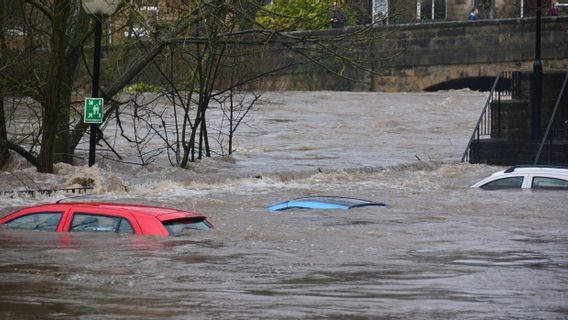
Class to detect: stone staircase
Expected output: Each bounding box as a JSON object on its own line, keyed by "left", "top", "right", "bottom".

{"left": 466, "top": 71, "right": 568, "bottom": 166}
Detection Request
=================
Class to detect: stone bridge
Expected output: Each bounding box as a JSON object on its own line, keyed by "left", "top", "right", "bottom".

{"left": 258, "top": 16, "right": 568, "bottom": 92}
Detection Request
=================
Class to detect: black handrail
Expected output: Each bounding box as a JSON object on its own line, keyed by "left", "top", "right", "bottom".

{"left": 461, "top": 72, "right": 513, "bottom": 163}
{"left": 533, "top": 71, "right": 568, "bottom": 165}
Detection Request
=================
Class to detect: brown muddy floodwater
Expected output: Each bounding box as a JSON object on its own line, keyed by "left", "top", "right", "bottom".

{"left": 1, "top": 91, "right": 567, "bottom": 319}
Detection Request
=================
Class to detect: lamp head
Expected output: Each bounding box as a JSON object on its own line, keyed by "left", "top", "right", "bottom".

{"left": 81, "top": 0, "right": 119, "bottom": 16}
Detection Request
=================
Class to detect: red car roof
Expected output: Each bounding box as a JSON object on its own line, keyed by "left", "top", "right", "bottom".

{"left": 30, "top": 202, "right": 204, "bottom": 219}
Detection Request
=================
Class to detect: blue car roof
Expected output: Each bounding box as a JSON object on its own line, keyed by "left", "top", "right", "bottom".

{"left": 267, "top": 196, "right": 387, "bottom": 212}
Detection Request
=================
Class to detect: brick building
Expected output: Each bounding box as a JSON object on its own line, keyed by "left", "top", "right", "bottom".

{"left": 2, "top": 0, "right": 565, "bottom": 45}
{"left": 346, "top": 0, "right": 563, "bottom": 24}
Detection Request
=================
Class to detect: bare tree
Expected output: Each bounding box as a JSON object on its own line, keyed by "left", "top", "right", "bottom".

{"left": 1, "top": 0, "right": 400, "bottom": 171}
{"left": 0, "top": 1, "right": 188, "bottom": 172}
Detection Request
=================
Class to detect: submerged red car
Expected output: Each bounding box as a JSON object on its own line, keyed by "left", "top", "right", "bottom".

{"left": 0, "top": 202, "right": 213, "bottom": 237}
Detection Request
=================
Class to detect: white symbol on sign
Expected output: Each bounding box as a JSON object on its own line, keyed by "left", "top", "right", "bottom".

{"left": 85, "top": 98, "right": 104, "bottom": 123}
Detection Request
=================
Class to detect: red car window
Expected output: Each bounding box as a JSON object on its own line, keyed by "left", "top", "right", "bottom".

{"left": 69, "top": 213, "right": 134, "bottom": 234}
{"left": 162, "top": 217, "right": 213, "bottom": 236}
{"left": 3, "top": 212, "right": 63, "bottom": 231}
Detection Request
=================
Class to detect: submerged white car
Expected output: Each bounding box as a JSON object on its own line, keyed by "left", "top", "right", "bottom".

{"left": 471, "top": 166, "right": 568, "bottom": 190}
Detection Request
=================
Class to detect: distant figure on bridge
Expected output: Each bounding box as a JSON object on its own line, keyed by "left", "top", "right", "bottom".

{"left": 375, "top": 12, "right": 387, "bottom": 25}
{"left": 330, "top": 2, "right": 347, "bottom": 29}
{"left": 468, "top": 8, "right": 479, "bottom": 20}
{"left": 549, "top": 1, "right": 559, "bottom": 16}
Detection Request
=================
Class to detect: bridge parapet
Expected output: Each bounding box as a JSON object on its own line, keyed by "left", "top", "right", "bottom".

{"left": 258, "top": 17, "right": 568, "bottom": 92}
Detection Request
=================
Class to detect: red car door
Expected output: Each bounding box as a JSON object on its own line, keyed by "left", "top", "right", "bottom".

{"left": 62, "top": 206, "right": 141, "bottom": 235}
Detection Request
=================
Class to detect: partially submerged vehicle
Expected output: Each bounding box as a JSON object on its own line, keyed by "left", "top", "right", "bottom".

{"left": 471, "top": 165, "right": 568, "bottom": 190}
{"left": 0, "top": 202, "right": 213, "bottom": 237}
{"left": 267, "top": 196, "right": 387, "bottom": 212}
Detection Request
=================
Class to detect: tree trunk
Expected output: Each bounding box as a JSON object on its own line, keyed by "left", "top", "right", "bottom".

{"left": 0, "top": 0, "right": 7, "bottom": 167}
{"left": 0, "top": 96, "right": 8, "bottom": 168}
{"left": 38, "top": 0, "right": 70, "bottom": 173}
{"left": 55, "top": 9, "right": 90, "bottom": 164}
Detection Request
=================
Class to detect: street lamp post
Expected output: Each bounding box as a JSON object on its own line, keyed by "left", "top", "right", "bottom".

{"left": 532, "top": 0, "right": 543, "bottom": 139}
{"left": 81, "top": 0, "right": 119, "bottom": 166}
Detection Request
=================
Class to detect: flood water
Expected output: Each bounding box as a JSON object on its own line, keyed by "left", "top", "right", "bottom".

{"left": 1, "top": 91, "right": 567, "bottom": 319}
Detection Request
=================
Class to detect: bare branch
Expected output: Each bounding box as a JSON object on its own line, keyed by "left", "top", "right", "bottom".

{"left": 24, "top": 0, "right": 54, "bottom": 23}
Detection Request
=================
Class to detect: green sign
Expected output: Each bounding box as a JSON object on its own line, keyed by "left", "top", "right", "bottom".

{"left": 84, "top": 97, "right": 104, "bottom": 124}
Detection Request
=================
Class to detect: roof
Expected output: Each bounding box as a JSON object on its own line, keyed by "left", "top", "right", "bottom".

{"left": 35, "top": 202, "right": 200, "bottom": 218}
{"left": 268, "top": 196, "right": 387, "bottom": 211}
{"left": 503, "top": 165, "right": 568, "bottom": 174}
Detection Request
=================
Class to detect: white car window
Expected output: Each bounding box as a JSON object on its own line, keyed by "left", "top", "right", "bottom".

{"left": 532, "top": 177, "right": 568, "bottom": 190}
{"left": 480, "top": 176, "right": 524, "bottom": 190}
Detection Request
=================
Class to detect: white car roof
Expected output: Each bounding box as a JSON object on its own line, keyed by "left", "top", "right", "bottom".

{"left": 501, "top": 166, "right": 568, "bottom": 175}
{"left": 472, "top": 165, "right": 568, "bottom": 188}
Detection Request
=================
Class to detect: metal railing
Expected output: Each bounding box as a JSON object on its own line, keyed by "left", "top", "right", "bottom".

{"left": 0, "top": 187, "right": 93, "bottom": 197}
{"left": 461, "top": 71, "right": 515, "bottom": 163}
{"left": 533, "top": 72, "right": 568, "bottom": 165}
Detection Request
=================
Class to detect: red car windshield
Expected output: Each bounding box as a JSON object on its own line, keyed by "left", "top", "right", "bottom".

{"left": 162, "top": 218, "right": 213, "bottom": 236}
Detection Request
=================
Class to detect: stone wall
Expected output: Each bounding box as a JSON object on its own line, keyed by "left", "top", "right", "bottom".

{"left": 498, "top": 72, "right": 568, "bottom": 138}
{"left": 494, "top": 99, "right": 531, "bottom": 139}
{"left": 255, "top": 16, "right": 568, "bottom": 92}
{"left": 470, "top": 139, "right": 568, "bottom": 165}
